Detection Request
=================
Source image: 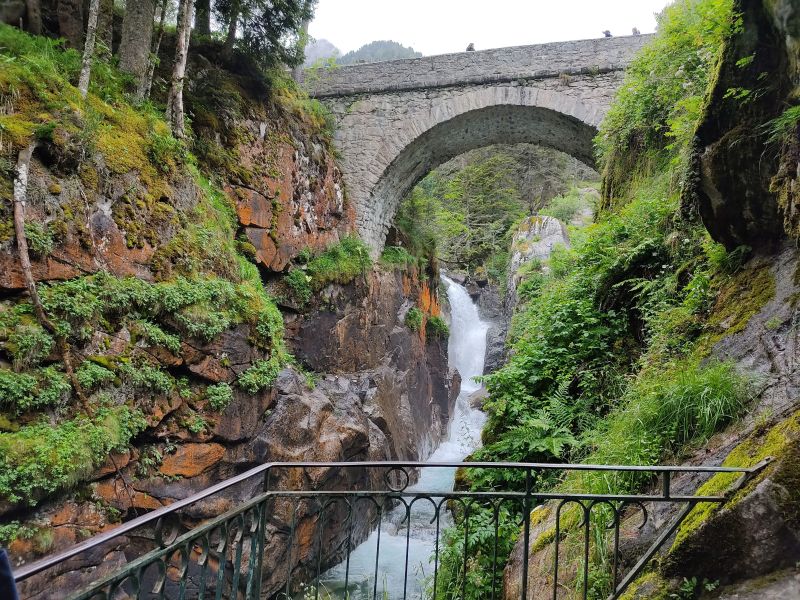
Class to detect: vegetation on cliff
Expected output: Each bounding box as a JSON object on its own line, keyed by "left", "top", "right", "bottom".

{"left": 436, "top": 1, "right": 769, "bottom": 597}
{"left": 0, "top": 3, "right": 326, "bottom": 525}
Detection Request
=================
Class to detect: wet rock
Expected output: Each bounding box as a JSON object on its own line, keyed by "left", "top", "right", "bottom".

{"left": 158, "top": 443, "right": 227, "bottom": 478}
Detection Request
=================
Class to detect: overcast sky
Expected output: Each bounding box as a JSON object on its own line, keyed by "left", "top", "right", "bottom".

{"left": 308, "top": 0, "right": 673, "bottom": 56}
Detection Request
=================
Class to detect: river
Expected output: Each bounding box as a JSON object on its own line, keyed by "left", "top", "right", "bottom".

{"left": 310, "top": 275, "right": 489, "bottom": 599}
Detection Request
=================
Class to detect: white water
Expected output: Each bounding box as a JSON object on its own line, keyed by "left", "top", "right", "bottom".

{"left": 312, "top": 276, "right": 489, "bottom": 599}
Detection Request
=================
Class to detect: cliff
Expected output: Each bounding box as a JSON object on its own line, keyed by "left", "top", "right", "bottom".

{"left": 0, "top": 24, "right": 456, "bottom": 597}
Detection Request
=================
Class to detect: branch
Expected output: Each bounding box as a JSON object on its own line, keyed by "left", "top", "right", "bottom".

{"left": 13, "top": 141, "right": 90, "bottom": 412}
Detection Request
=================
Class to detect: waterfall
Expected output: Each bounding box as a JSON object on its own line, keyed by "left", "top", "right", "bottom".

{"left": 314, "top": 276, "right": 489, "bottom": 599}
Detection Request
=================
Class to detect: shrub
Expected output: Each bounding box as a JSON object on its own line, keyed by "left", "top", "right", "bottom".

{"left": 6, "top": 325, "right": 54, "bottom": 369}
{"left": 132, "top": 319, "right": 182, "bottom": 354}
{"left": 23, "top": 222, "right": 54, "bottom": 257}
{"left": 540, "top": 188, "right": 589, "bottom": 223}
{"left": 0, "top": 367, "right": 71, "bottom": 414}
{"left": 404, "top": 307, "right": 423, "bottom": 331}
{"left": 118, "top": 362, "right": 173, "bottom": 394}
{"left": 380, "top": 246, "right": 416, "bottom": 268}
{"left": 206, "top": 382, "right": 233, "bottom": 411}
{"left": 426, "top": 315, "right": 449, "bottom": 338}
{"left": 76, "top": 361, "right": 116, "bottom": 390}
{"left": 285, "top": 269, "right": 312, "bottom": 305}
{"left": 238, "top": 357, "right": 282, "bottom": 394}
{"left": 306, "top": 236, "right": 372, "bottom": 290}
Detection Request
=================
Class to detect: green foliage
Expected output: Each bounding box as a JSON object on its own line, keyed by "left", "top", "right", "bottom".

{"left": 597, "top": 0, "right": 738, "bottom": 170}
{"left": 118, "top": 361, "right": 174, "bottom": 394}
{"left": 426, "top": 315, "right": 450, "bottom": 338}
{"left": 405, "top": 307, "right": 423, "bottom": 331}
{"left": 76, "top": 361, "right": 116, "bottom": 391}
{"left": 380, "top": 245, "right": 418, "bottom": 269}
{"left": 573, "top": 360, "right": 753, "bottom": 495}
{"left": 285, "top": 237, "right": 372, "bottom": 304}
{"left": 238, "top": 357, "right": 283, "bottom": 394}
{"left": 540, "top": 187, "right": 591, "bottom": 223}
{"left": 5, "top": 324, "right": 54, "bottom": 369}
{"left": 306, "top": 236, "right": 372, "bottom": 289}
{"left": 284, "top": 269, "right": 312, "bottom": 304}
{"left": 23, "top": 222, "right": 54, "bottom": 257}
{"left": 0, "top": 366, "right": 71, "bottom": 415}
{"left": 206, "top": 382, "right": 234, "bottom": 411}
{"left": 0, "top": 406, "right": 147, "bottom": 504}
{"left": 397, "top": 153, "right": 527, "bottom": 276}
{"left": 132, "top": 319, "right": 182, "bottom": 354}
{"left": 396, "top": 145, "right": 592, "bottom": 276}
{"left": 763, "top": 104, "right": 800, "bottom": 144}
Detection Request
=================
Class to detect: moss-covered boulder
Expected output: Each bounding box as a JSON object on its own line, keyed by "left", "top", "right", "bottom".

{"left": 663, "top": 411, "right": 800, "bottom": 584}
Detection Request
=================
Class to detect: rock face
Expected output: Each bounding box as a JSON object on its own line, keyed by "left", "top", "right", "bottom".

{"left": 690, "top": 0, "right": 799, "bottom": 250}
{"left": 288, "top": 266, "right": 459, "bottom": 460}
{"left": 231, "top": 118, "right": 354, "bottom": 272}
{"left": 11, "top": 264, "right": 458, "bottom": 599}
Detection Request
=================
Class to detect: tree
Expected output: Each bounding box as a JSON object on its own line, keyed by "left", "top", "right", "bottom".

{"left": 78, "top": 0, "right": 101, "bottom": 98}
{"left": 25, "top": 0, "right": 41, "bottom": 35}
{"left": 166, "top": 0, "right": 193, "bottom": 139}
{"left": 57, "top": 0, "right": 83, "bottom": 48}
{"left": 217, "top": 0, "right": 316, "bottom": 68}
{"left": 142, "top": 0, "right": 169, "bottom": 101}
{"left": 195, "top": 0, "right": 211, "bottom": 36}
{"left": 97, "top": 0, "right": 114, "bottom": 58}
{"left": 119, "top": 0, "right": 157, "bottom": 99}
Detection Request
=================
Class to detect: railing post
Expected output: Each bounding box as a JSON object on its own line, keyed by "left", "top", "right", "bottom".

{"left": 521, "top": 466, "right": 532, "bottom": 600}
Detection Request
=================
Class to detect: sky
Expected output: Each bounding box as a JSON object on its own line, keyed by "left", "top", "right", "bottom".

{"left": 308, "top": 0, "right": 674, "bottom": 56}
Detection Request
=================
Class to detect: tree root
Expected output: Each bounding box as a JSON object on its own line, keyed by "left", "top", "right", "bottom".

{"left": 13, "top": 141, "right": 91, "bottom": 412}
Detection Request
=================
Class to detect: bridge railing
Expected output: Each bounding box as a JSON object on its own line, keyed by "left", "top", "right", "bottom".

{"left": 13, "top": 460, "right": 768, "bottom": 600}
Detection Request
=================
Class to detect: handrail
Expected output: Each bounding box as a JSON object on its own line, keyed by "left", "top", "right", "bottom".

{"left": 13, "top": 459, "right": 763, "bottom": 584}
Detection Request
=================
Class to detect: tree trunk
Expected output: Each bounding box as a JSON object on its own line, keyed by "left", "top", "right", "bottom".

{"left": 166, "top": 0, "right": 193, "bottom": 139}
{"left": 57, "top": 0, "right": 84, "bottom": 48}
{"left": 119, "top": 0, "right": 156, "bottom": 95}
{"left": 195, "top": 0, "right": 210, "bottom": 36}
{"left": 13, "top": 143, "right": 88, "bottom": 411}
{"left": 97, "top": 0, "right": 114, "bottom": 57}
{"left": 25, "top": 0, "right": 42, "bottom": 34}
{"left": 291, "top": 7, "right": 311, "bottom": 81}
{"left": 141, "top": 0, "right": 168, "bottom": 101}
{"left": 222, "top": 0, "right": 239, "bottom": 58}
{"left": 77, "top": 0, "right": 101, "bottom": 98}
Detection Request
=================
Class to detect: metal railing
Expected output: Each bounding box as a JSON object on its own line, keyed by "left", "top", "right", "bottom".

{"left": 13, "top": 460, "right": 769, "bottom": 600}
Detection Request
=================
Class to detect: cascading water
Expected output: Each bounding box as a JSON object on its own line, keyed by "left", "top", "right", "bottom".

{"left": 313, "top": 275, "right": 489, "bottom": 599}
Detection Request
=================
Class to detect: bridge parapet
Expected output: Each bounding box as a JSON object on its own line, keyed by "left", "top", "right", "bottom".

{"left": 304, "top": 35, "right": 652, "bottom": 98}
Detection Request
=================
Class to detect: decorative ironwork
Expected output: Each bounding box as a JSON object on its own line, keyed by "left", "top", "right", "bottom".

{"left": 13, "top": 460, "right": 769, "bottom": 600}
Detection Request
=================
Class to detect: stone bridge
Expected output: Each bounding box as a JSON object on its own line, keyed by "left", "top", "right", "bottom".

{"left": 304, "top": 35, "right": 652, "bottom": 251}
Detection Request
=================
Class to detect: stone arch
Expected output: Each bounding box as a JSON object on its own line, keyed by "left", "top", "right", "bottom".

{"left": 342, "top": 87, "right": 604, "bottom": 251}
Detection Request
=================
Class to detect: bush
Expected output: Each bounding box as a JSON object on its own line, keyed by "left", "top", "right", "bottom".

{"left": 0, "top": 367, "right": 71, "bottom": 415}
{"left": 76, "top": 361, "right": 116, "bottom": 390}
{"left": 206, "top": 382, "right": 233, "bottom": 411}
{"left": 405, "top": 307, "right": 423, "bottom": 331}
{"left": 306, "top": 236, "right": 372, "bottom": 290}
{"left": 23, "top": 222, "right": 54, "bottom": 257}
{"left": 6, "top": 325, "right": 54, "bottom": 369}
{"left": 285, "top": 269, "right": 312, "bottom": 305}
{"left": 380, "top": 245, "right": 417, "bottom": 269}
{"left": 540, "top": 188, "right": 589, "bottom": 223}
{"left": 426, "top": 315, "right": 449, "bottom": 337}
{"left": 238, "top": 357, "right": 282, "bottom": 394}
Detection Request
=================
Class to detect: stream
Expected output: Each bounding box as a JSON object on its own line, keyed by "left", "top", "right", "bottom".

{"left": 311, "top": 275, "right": 489, "bottom": 599}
